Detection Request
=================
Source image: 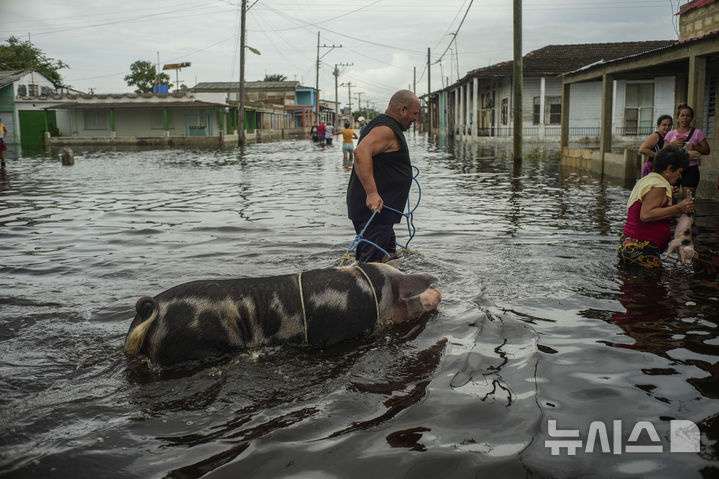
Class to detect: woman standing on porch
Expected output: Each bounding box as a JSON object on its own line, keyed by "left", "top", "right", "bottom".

{"left": 639, "top": 114, "right": 672, "bottom": 177}
{"left": 664, "top": 105, "right": 710, "bottom": 199}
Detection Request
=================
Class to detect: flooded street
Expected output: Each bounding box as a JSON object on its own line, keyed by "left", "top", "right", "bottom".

{"left": 1, "top": 136, "right": 718, "bottom": 478}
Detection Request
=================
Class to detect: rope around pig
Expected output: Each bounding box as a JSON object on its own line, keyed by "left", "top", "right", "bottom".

{"left": 297, "top": 264, "right": 379, "bottom": 343}
{"left": 340, "top": 165, "right": 422, "bottom": 265}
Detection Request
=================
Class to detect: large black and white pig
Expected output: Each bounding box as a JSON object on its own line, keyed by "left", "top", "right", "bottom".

{"left": 124, "top": 261, "right": 441, "bottom": 367}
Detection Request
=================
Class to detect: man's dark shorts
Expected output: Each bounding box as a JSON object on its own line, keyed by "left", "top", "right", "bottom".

{"left": 352, "top": 220, "right": 396, "bottom": 263}
{"left": 681, "top": 164, "right": 700, "bottom": 189}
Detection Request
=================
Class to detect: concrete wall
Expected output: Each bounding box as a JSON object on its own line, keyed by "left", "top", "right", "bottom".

{"left": 560, "top": 147, "right": 640, "bottom": 179}
{"left": 679, "top": 2, "right": 719, "bottom": 40}
{"left": 568, "top": 81, "right": 602, "bottom": 128}
{"left": 566, "top": 77, "right": 676, "bottom": 133}
{"left": 46, "top": 126, "right": 310, "bottom": 147}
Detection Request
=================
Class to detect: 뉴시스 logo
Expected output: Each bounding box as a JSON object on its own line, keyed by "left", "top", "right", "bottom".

{"left": 545, "top": 419, "right": 700, "bottom": 455}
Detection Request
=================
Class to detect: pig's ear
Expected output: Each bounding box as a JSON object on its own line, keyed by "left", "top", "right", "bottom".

{"left": 398, "top": 273, "right": 437, "bottom": 299}
{"left": 386, "top": 258, "right": 402, "bottom": 269}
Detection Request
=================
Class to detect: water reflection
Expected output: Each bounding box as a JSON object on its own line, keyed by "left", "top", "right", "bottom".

{"left": 1, "top": 138, "right": 718, "bottom": 477}
{"left": 609, "top": 265, "right": 719, "bottom": 398}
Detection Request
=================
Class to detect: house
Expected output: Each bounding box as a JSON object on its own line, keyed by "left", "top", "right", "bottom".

{"left": 42, "top": 90, "right": 233, "bottom": 147}
{"left": 427, "top": 41, "right": 674, "bottom": 143}
{"left": 0, "top": 70, "right": 66, "bottom": 148}
{"left": 560, "top": 0, "right": 719, "bottom": 193}
{"left": 192, "top": 81, "right": 318, "bottom": 133}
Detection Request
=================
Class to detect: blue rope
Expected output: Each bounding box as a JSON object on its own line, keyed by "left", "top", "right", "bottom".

{"left": 347, "top": 165, "right": 422, "bottom": 259}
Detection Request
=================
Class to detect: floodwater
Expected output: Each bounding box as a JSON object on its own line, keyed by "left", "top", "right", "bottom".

{"left": 1, "top": 136, "right": 718, "bottom": 478}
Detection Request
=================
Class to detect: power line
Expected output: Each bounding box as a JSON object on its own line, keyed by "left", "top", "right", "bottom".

{"left": 258, "top": 2, "right": 425, "bottom": 55}
{"left": 433, "top": 0, "right": 474, "bottom": 65}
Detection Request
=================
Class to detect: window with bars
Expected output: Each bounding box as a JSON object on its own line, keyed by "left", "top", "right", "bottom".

{"left": 546, "top": 96, "right": 561, "bottom": 124}
{"left": 534, "top": 96, "right": 561, "bottom": 124}
{"left": 501, "top": 98, "right": 508, "bottom": 125}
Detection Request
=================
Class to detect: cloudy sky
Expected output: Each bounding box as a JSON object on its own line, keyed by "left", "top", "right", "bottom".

{"left": 2, "top": 0, "right": 683, "bottom": 111}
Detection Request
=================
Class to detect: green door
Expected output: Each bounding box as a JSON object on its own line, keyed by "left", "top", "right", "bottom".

{"left": 19, "top": 110, "right": 57, "bottom": 147}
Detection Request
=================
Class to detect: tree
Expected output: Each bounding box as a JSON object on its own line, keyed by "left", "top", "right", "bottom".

{"left": 124, "top": 60, "right": 171, "bottom": 93}
{"left": 263, "top": 73, "right": 287, "bottom": 81}
{"left": 0, "top": 36, "right": 69, "bottom": 87}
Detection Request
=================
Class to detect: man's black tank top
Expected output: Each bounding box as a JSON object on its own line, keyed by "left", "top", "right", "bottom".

{"left": 346, "top": 114, "right": 412, "bottom": 224}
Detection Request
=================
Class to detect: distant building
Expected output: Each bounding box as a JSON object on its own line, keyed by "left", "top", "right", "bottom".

{"left": 192, "top": 81, "right": 316, "bottom": 129}
{"left": 0, "top": 70, "right": 63, "bottom": 147}
{"left": 428, "top": 41, "right": 674, "bottom": 142}
{"left": 559, "top": 0, "right": 719, "bottom": 191}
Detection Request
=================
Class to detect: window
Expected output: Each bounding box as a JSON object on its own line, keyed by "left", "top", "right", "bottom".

{"left": 28, "top": 84, "right": 39, "bottom": 96}
{"left": 84, "top": 109, "right": 108, "bottom": 130}
{"left": 150, "top": 110, "right": 173, "bottom": 129}
{"left": 546, "top": 96, "right": 562, "bottom": 124}
{"left": 535, "top": 96, "right": 561, "bottom": 125}
{"left": 624, "top": 83, "right": 654, "bottom": 134}
{"left": 502, "top": 98, "right": 508, "bottom": 125}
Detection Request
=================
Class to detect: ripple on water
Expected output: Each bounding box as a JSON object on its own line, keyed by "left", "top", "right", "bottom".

{"left": 0, "top": 139, "right": 718, "bottom": 477}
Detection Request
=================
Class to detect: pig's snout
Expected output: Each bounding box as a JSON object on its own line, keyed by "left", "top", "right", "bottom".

{"left": 420, "top": 288, "right": 442, "bottom": 312}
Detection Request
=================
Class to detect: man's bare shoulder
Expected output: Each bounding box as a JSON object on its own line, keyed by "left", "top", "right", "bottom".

{"left": 364, "top": 125, "right": 396, "bottom": 142}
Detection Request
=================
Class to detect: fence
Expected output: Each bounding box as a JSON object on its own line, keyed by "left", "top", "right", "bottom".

{"left": 470, "top": 126, "right": 654, "bottom": 138}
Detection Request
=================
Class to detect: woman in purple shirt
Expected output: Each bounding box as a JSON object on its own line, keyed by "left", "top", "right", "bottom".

{"left": 664, "top": 105, "right": 710, "bottom": 200}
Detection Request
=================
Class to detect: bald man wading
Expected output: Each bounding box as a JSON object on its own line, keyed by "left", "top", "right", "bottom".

{"left": 346, "top": 90, "right": 421, "bottom": 262}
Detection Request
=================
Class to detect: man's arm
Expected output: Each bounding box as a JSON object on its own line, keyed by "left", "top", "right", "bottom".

{"left": 353, "top": 126, "right": 399, "bottom": 212}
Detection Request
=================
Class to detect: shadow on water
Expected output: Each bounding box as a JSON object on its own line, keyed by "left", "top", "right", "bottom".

{"left": 0, "top": 137, "right": 718, "bottom": 477}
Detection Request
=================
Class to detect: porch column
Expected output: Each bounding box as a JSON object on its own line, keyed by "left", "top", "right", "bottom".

{"left": 472, "top": 77, "right": 478, "bottom": 138}
{"left": 560, "top": 81, "right": 570, "bottom": 149}
{"left": 218, "top": 107, "right": 224, "bottom": 133}
{"left": 452, "top": 86, "right": 462, "bottom": 138}
{"left": 688, "top": 54, "right": 707, "bottom": 129}
{"left": 459, "top": 84, "right": 467, "bottom": 136}
{"left": 466, "top": 83, "right": 471, "bottom": 136}
{"left": 163, "top": 109, "right": 169, "bottom": 137}
{"left": 599, "top": 73, "right": 614, "bottom": 174}
{"left": 110, "top": 108, "right": 116, "bottom": 139}
{"left": 539, "top": 77, "right": 546, "bottom": 138}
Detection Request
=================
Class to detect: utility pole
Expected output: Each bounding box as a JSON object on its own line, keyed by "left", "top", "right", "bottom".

{"left": 238, "top": 0, "right": 247, "bottom": 146}
{"left": 316, "top": 32, "right": 320, "bottom": 124}
{"left": 334, "top": 65, "right": 339, "bottom": 127}
{"left": 413, "top": 66, "right": 416, "bottom": 94}
{"left": 427, "top": 47, "right": 432, "bottom": 137}
{"left": 512, "top": 0, "right": 523, "bottom": 160}
{"left": 355, "top": 92, "right": 363, "bottom": 115}
{"left": 341, "top": 82, "right": 355, "bottom": 114}
{"left": 315, "top": 32, "right": 341, "bottom": 124}
{"left": 334, "top": 62, "right": 352, "bottom": 126}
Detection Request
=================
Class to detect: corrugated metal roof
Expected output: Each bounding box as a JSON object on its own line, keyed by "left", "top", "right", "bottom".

{"left": 677, "top": 0, "right": 716, "bottom": 15}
